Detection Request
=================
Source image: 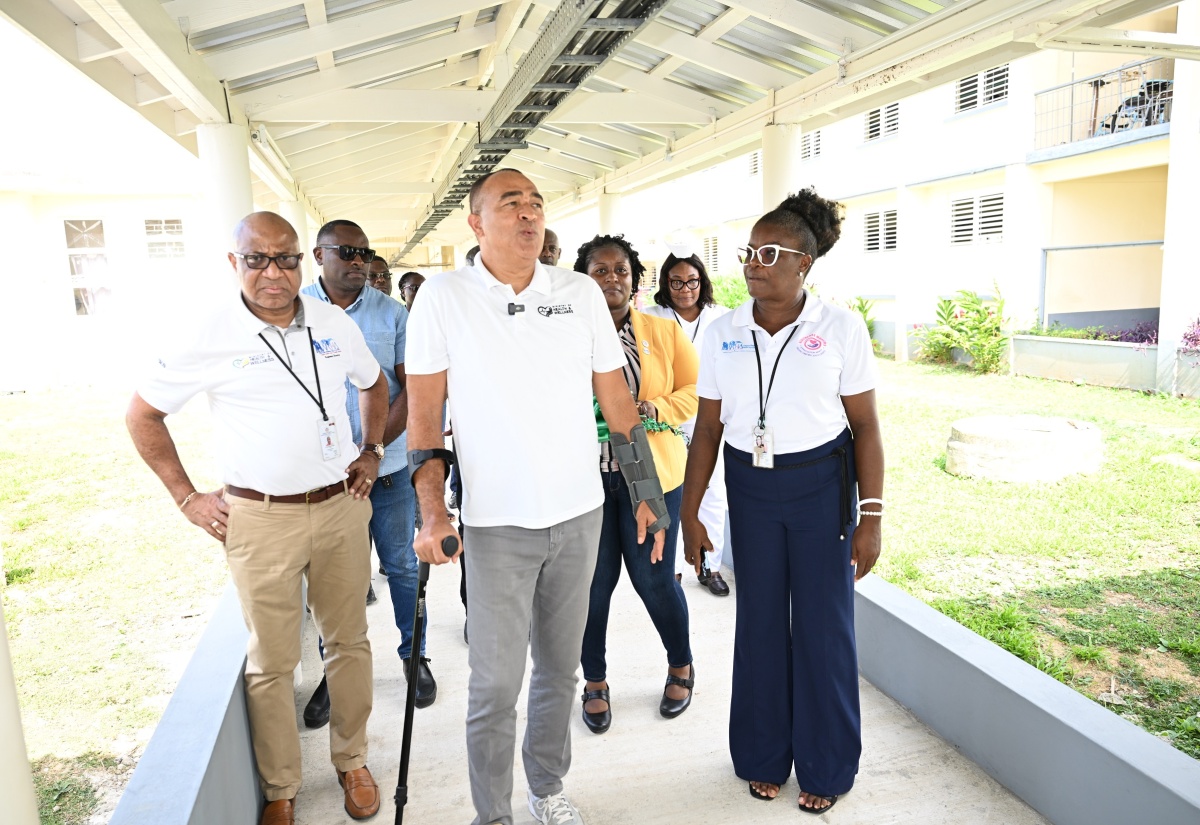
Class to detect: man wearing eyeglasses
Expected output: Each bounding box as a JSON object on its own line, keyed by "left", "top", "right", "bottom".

{"left": 127, "top": 211, "right": 388, "bottom": 825}
{"left": 302, "top": 220, "right": 439, "bottom": 715}
{"left": 368, "top": 257, "right": 393, "bottom": 295}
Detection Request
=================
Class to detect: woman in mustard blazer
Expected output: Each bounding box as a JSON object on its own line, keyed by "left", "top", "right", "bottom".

{"left": 574, "top": 234, "right": 699, "bottom": 734}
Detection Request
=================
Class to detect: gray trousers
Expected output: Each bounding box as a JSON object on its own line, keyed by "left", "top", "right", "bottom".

{"left": 463, "top": 506, "right": 603, "bottom": 825}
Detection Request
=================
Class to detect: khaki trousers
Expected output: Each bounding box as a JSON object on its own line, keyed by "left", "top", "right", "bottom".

{"left": 224, "top": 489, "right": 374, "bottom": 801}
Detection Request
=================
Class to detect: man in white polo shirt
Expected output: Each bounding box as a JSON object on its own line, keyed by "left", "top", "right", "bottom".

{"left": 405, "top": 169, "right": 668, "bottom": 825}
{"left": 126, "top": 211, "right": 388, "bottom": 825}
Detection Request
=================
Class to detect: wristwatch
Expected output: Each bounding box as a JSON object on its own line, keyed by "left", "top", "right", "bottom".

{"left": 361, "top": 443, "right": 385, "bottom": 461}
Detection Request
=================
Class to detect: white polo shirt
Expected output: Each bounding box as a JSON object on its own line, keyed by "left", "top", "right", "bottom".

{"left": 696, "top": 291, "right": 877, "bottom": 454}
{"left": 138, "top": 293, "right": 381, "bottom": 495}
{"left": 642, "top": 302, "right": 730, "bottom": 438}
{"left": 405, "top": 260, "right": 625, "bottom": 529}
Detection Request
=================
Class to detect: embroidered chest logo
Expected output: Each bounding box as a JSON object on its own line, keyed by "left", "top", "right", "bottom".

{"left": 797, "top": 334, "right": 827, "bottom": 356}
{"left": 312, "top": 338, "right": 342, "bottom": 357}
{"left": 720, "top": 340, "right": 752, "bottom": 353}
{"left": 232, "top": 353, "right": 276, "bottom": 369}
{"left": 537, "top": 304, "right": 575, "bottom": 317}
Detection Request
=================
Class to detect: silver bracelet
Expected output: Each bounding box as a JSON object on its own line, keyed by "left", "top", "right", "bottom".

{"left": 179, "top": 491, "right": 199, "bottom": 510}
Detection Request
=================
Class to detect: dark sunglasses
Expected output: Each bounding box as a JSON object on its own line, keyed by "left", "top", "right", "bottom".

{"left": 233, "top": 252, "right": 303, "bottom": 270}
{"left": 317, "top": 244, "right": 377, "bottom": 263}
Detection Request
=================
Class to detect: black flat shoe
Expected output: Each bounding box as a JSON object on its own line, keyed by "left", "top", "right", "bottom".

{"left": 366, "top": 584, "right": 377, "bottom": 605}
{"left": 581, "top": 687, "right": 611, "bottom": 734}
{"left": 402, "top": 656, "right": 437, "bottom": 709}
{"left": 659, "top": 664, "right": 694, "bottom": 719}
{"left": 303, "top": 674, "right": 330, "bottom": 729}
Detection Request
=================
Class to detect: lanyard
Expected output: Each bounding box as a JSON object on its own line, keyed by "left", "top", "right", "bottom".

{"left": 751, "top": 326, "right": 799, "bottom": 431}
{"left": 671, "top": 308, "right": 701, "bottom": 343}
{"left": 258, "top": 327, "right": 328, "bottom": 421}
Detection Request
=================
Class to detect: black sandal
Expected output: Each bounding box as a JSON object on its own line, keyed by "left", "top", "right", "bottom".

{"left": 581, "top": 687, "right": 611, "bottom": 734}
{"left": 748, "top": 782, "right": 778, "bottom": 801}
{"left": 659, "top": 664, "right": 694, "bottom": 718}
{"left": 798, "top": 792, "right": 839, "bottom": 814}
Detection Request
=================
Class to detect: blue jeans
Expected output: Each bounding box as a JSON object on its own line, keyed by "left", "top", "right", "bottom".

{"left": 581, "top": 472, "right": 691, "bottom": 681}
{"left": 372, "top": 467, "right": 425, "bottom": 659}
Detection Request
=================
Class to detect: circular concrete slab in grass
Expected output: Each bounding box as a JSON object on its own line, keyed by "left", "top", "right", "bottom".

{"left": 946, "top": 415, "right": 1103, "bottom": 482}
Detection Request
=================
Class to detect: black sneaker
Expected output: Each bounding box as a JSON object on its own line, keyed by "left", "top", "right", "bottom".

{"left": 402, "top": 657, "right": 437, "bottom": 708}
{"left": 303, "top": 674, "right": 330, "bottom": 728}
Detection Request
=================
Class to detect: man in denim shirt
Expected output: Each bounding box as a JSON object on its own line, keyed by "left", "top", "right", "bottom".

{"left": 302, "top": 219, "right": 439, "bottom": 719}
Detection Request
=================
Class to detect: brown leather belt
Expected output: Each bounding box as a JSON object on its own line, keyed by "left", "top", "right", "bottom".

{"left": 225, "top": 480, "right": 348, "bottom": 505}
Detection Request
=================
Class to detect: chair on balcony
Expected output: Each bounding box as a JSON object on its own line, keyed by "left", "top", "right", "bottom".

{"left": 1095, "top": 78, "right": 1173, "bottom": 136}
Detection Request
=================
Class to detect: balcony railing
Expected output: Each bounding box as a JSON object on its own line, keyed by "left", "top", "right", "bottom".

{"left": 1034, "top": 57, "right": 1174, "bottom": 150}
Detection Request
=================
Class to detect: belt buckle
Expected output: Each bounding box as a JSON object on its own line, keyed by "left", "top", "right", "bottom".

{"left": 305, "top": 484, "right": 324, "bottom": 504}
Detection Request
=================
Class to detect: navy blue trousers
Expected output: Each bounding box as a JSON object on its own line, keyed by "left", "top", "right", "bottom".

{"left": 725, "top": 429, "right": 861, "bottom": 797}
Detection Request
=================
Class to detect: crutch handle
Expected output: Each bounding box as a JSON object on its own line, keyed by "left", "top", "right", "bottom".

{"left": 441, "top": 536, "right": 459, "bottom": 556}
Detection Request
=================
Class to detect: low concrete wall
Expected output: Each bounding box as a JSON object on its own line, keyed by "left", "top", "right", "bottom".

{"left": 109, "top": 585, "right": 259, "bottom": 825}
{"left": 855, "top": 576, "right": 1200, "bottom": 825}
{"left": 1011, "top": 335, "right": 1158, "bottom": 391}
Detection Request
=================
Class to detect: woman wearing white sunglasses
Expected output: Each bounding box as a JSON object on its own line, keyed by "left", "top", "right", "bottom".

{"left": 679, "top": 188, "right": 885, "bottom": 815}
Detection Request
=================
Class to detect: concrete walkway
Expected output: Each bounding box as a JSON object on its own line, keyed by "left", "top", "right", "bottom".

{"left": 295, "top": 560, "right": 1048, "bottom": 824}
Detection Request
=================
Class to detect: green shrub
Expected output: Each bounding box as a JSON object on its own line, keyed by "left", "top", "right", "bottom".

{"left": 711, "top": 275, "right": 750, "bottom": 310}
{"left": 915, "top": 289, "right": 1008, "bottom": 374}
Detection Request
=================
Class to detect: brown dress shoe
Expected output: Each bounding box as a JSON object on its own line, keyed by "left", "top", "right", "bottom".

{"left": 337, "top": 766, "right": 380, "bottom": 820}
{"left": 260, "top": 798, "right": 295, "bottom": 825}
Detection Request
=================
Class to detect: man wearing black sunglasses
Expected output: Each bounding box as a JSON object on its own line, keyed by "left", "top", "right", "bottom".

{"left": 304, "top": 220, "right": 439, "bottom": 719}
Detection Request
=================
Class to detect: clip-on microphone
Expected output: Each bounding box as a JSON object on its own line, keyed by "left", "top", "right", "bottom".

{"left": 508, "top": 303, "right": 525, "bottom": 315}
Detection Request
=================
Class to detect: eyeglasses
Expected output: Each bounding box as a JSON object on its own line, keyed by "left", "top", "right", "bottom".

{"left": 669, "top": 278, "right": 701, "bottom": 291}
{"left": 400, "top": 284, "right": 421, "bottom": 295}
{"left": 317, "top": 244, "right": 377, "bottom": 263}
{"left": 737, "top": 244, "right": 806, "bottom": 267}
{"left": 370, "top": 271, "right": 392, "bottom": 280}
{"left": 233, "top": 252, "right": 303, "bottom": 270}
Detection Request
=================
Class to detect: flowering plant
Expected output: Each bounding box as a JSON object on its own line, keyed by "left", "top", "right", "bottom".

{"left": 1181, "top": 317, "right": 1200, "bottom": 354}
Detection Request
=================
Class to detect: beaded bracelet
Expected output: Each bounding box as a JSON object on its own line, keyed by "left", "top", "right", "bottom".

{"left": 859, "top": 510, "right": 883, "bottom": 517}
{"left": 179, "top": 491, "right": 199, "bottom": 510}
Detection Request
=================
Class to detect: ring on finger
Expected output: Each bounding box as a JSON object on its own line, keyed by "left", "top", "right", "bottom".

{"left": 211, "top": 520, "right": 220, "bottom": 529}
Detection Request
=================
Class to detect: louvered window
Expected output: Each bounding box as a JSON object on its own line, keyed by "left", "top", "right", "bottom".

{"left": 865, "top": 103, "right": 900, "bottom": 141}
{"left": 865, "top": 210, "right": 898, "bottom": 252}
{"left": 951, "top": 194, "right": 1004, "bottom": 244}
{"left": 702, "top": 236, "right": 719, "bottom": 273}
{"left": 146, "top": 218, "right": 186, "bottom": 259}
{"left": 800, "top": 130, "right": 822, "bottom": 160}
{"left": 748, "top": 150, "right": 761, "bottom": 176}
{"left": 956, "top": 65, "right": 1009, "bottom": 112}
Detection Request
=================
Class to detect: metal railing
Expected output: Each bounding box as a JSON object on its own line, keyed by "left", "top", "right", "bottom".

{"left": 1034, "top": 57, "right": 1174, "bottom": 150}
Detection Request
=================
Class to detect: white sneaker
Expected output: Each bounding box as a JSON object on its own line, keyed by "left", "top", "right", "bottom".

{"left": 527, "top": 789, "right": 585, "bottom": 825}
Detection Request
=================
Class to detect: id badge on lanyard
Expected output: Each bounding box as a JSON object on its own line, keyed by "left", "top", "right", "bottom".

{"left": 752, "top": 425, "right": 774, "bottom": 468}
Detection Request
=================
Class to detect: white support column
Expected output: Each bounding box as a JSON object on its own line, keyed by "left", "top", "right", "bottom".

{"left": 598, "top": 190, "right": 622, "bottom": 235}
{"left": 1003, "top": 163, "right": 1053, "bottom": 333}
{"left": 1156, "top": 0, "right": 1200, "bottom": 393}
{"left": 277, "top": 200, "right": 314, "bottom": 285}
{"left": 0, "top": 595, "right": 39, "bottom": 825}
{"left": 196, "top": 123, "right": 254, "bottom": 280}
{"left": 892, "top": 185, "right": 924, "bottom": 362}
{"left": 760, "top": 123, "right": 802, "bottom": 212}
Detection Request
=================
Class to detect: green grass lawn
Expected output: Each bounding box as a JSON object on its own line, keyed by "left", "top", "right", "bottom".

{"left": 2, "top": 360, "right": 1198, "bottom": 822}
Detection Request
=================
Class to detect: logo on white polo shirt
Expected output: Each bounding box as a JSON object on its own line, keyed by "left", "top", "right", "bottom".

{"left": 720, "top": 340, "right": 752, "bottom": 353}
{"left": 797, "top": 334, "right": 827, "bottom": 356}
{"left": 232, "top": 353, "right": 277, "bottom": 369}
{"left": 537, "top": 303, "right": 575, "bottom": 317}
{"left": 312, "top": 338, "right": 342, "bottom": 357}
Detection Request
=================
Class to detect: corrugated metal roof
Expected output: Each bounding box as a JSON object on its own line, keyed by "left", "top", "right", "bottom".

{"left": 668, "top": 63, "right": 764, "bottom": 104}
{"left": 190, "top": 5, "right": 308, "bottom": 54}
{"left": 333, "top": 21, "right": 460, "bottom": 64}
{"left": 617, "top": 41, "right": 672, "bottom": 73}
{"left": 718, "top": 18, "right": 834, "bottom": 76}
{"left": 660, "top": 0, "right": 726, "bottom": 34}
{"left": 226, "top": 57, "right": 320, "bottom": 93}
